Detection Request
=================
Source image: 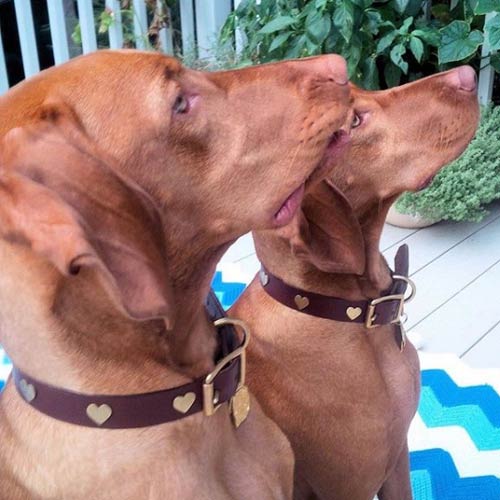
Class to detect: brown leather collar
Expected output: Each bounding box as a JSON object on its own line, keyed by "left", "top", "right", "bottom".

{"left": 259, "top": 245, "right": 415, "bottom": 328}
{"left": 11, "top": 290, "right": 249, "bottom": 429}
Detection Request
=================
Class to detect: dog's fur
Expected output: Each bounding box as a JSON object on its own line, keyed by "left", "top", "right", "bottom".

{"left": 229, "top": 67, "right": 480, "bottom": 500}
{"left": 0, "top": 50, "right": 351, "bottom": 499}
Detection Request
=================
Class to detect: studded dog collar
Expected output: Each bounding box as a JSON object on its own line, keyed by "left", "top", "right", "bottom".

{"left": 259, "top": 245, "right": 415, "bottom": 344}
{"left": 11, "top": 290, "right": 251, "bottom": 429}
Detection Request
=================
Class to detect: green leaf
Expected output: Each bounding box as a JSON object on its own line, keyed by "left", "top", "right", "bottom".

{"left": 285, "top": 34, "right": 308, "bottom": 59}
{"left": 412, "top": 28, "right": 441, "bottom": 47}
{"left": 409, "top": 36, "right": 424, "bottom": 62}
{"left": 316, "top": 0, "right": 329, "bottom": 8}
{"left": 486, "top": 13, "right": 500, "bottom": 51}
{"left": 376, "top": 30, "right": 397, "bottom": 53}
{"left": 333, "top": 2, "right": 354, "bottom": 42}
{"left": 384, "top": 62, "right": 402, "bottom": 87}
{"left": 361, "top": 56, "right": 380, "bottom": 89}
{"left": 450, "top": 0, "right": 460, "bottom": 10}
{"left": 345, "top": 35, "right": 363, "bottom": 77}
{"left": 306, "top": 10, "right": 332, "bottom": 44}
{"left": 390, "top": 43, "right": 409, "bottom": 73}
{"left": 398, "top": 17, "right": 414, "bottom": 35}
{"left": 258, "top": 16, "right": 296, "bottom": 34}
{"left": 363, "top": 9, "right": 383, "bottom": 35}
{"left": 394, "top": 0, "right": 411, "bottom": 15}
{"left": 490, "top": 52, "right": 500, "bottom": 71}
{"left": 474, "top": 0, "right": 500, "bottom": 14}
{"left": 269, "top": 31, "right": 293, "bottom": 52}
{"left": 438, "top": 21, "right": 484, "bottom": 63}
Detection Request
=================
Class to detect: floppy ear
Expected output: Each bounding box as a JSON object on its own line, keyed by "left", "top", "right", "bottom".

{"left": 0, "top": 114, "right": 175, "bottom": 327}
{"left": 282, "top": 180, "right": 366, "bottom": 275}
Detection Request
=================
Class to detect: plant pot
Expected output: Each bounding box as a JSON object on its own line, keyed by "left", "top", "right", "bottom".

{"left": 386, "top": 204, "right": 440, "bottom": 229}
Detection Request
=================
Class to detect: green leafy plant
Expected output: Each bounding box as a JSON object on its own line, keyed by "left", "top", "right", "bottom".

{"left": 220, "top": 0, "right": 500, "bottom": 89}
{"left": 396, "top": 106, "right": 500, "bottom": 222}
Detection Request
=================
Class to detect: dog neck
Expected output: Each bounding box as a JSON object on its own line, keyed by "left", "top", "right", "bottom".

{"left": 0, "top": 231, "right": 232, "bottom": 396}
{"left": 253, "top": 199, "right": 394, "bottom": 301}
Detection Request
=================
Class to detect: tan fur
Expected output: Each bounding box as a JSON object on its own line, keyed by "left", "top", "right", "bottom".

{"left": 0, "top": 50, "right": 351, "bottom": 499}
{"left": 230, "top": 67, "right": 480, "bottom": 500}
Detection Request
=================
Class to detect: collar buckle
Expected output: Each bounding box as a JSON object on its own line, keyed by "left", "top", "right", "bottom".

{"left": 203, "top": 318, "right": 250, "bottom": 417}
{"left": 365, "top": 275, "right": 416, "bottom": 329}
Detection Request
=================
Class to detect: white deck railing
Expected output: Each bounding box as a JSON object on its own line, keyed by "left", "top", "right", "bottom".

{"left": 0, "top": 0, "right": 233, "bottom": 94}
{"left": 0, "top": 0, "right": 495, "bottom": 104}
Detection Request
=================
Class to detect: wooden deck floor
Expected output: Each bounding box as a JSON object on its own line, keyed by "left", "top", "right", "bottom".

{"left": 221, "top": 201, "right": 500, "bottom": 370}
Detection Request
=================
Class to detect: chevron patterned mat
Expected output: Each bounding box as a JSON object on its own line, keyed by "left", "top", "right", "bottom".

{"left": 1, "top": 265, "right": 499, "bottom": 499}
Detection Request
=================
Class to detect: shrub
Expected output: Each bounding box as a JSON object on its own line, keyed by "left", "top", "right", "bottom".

{"left": 396, "top": 105, "right": 500, "bottom": 222}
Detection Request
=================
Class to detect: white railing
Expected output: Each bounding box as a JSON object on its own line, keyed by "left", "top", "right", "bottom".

{"left": 0, "top": 0, "right": 496, "bottom": 103}
{"left": 0, "top": 0, "right": 232, "bottom": 94}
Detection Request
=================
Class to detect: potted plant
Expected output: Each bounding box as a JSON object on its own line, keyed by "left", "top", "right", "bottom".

{"left": 391, "top": 105, "right": 500, "bottom": 226}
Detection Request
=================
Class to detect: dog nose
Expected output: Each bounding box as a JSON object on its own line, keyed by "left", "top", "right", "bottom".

{"left": 449, "top": 65, "right": 477, "bottom": 92}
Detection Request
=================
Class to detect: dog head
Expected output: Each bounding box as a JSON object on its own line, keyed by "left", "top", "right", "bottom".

{"left": 256, "top": 66, "right": 479, "bottom": 286}
{"left": 0, "top": 51, "right": 352, "bottom": 331}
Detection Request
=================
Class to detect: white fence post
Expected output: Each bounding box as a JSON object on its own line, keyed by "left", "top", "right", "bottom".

{"left": 77, "top": 0, "right": 97, "bottom": 53}
{"left": 105, "top": 0, "right": 124, "bottom": 49}
{"left": 233, "top": 0, "right": 246, "bottom": 55}
{"left": 195, "top": 0, "right": 231, "bottom": 60}
{"left": 133, "top": 0, "right": 148, "bottom": 50}
{"left": 157, "top": 1, "right": 174, "bottom": 54}
{"left": 13, "top": 0, "right": 40, "bottom": 77}
{"left": 478, "top": 12, "right": 495, "bottom": 105}
{"left": 0, "top": 25, "right": 9, "bottom": 93}
{"left": 47, "top": 1, "right": 70, "bottom": 65}
{"left": 180, "top": 0, "right": 196, "bottom": 55}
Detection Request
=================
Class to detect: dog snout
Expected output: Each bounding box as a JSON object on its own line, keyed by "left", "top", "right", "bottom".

{"left": 447, "top": 65, "right": 477, "bottom": 93}
{"left": 297, "top": 54, "right": 348, "bottom": 86}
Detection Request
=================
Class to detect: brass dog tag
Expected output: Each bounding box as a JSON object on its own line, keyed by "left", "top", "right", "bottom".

{"left": 231, "top": 385, "right": 251, "bottom": 428}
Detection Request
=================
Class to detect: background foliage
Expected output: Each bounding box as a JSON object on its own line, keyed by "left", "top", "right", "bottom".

{"left": 220, "top": 0, "right": 500, "bottom": 89}
{"left": 396, "top": 106, "right": 500, "bottom": 221}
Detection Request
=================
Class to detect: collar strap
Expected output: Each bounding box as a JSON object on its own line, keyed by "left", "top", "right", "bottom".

{"left": 11, "top": 291, "right": 250, "bottom": 429}
{"left": 259, "top": 245, "right": 415, "bottom": 328}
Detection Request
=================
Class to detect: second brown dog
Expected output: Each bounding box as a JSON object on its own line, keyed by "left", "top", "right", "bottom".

{"left": 230, "top": 66, "right": 480, "bottom": 500}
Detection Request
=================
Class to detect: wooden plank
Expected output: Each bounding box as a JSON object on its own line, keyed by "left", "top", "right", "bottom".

{"left": 105, "top": 0, "right": 124, "bottom": 49}
{"left": 411, "top": 258, "right": 500, "bottom": 356}
{"left": 180, "top": 0, "right": 196, "bottom": 55}
{"left": 380, "top": 224, "right": 418, "bottom": 252}
{"left": 13, "top": 0, "right": 40, "bottom": 77}
{"left": 0, "top": 24, "right": 9, "bottom": 93}
{"left": 462, "top": 320, "right": 500, "bottom": 369}
{"left": 77, "top": 0, "right": 97, "bottom": 53}
{"left": 403, "top": 213, "right": 500, "bottom": 330}
{"left": 383, "top": 204, "right": 500, "bottom": 275}
{"left": 133, "top": 0, "right": 148, "bottom": 50}
{"left": 47, "top": 1, "right": 70, "bottom": 65}
{"left": 222, "top": 233, "right": 255, "bottom": 263}
{"left": 194, "top": 0, "right": 231, "bottom": 59}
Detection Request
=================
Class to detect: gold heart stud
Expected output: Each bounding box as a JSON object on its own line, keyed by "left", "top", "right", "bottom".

{"left": 86, "top": 403, "right": 113, "bottom": 426}
{"left": 259, "top": 270, "right": 269, "bottom": 287}
{"left": 346, "top": 307, "right": 362, "bottom": 320}
{"left": 294, "top": 294, "right": 310, "bottom": 311}
{"left": 173, "top": 392, "right": 196, "bottom": 414}
{"left": 19, "top": 379, "right": 36, "bottom": 402}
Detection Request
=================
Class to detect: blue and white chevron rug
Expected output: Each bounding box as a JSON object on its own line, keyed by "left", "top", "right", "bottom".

{"left": 1, "top": 265, "right": 499, "bottom": 500}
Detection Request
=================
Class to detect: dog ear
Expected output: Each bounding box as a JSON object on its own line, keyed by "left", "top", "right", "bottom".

{"left": 281, "top": 180, "right": 366, "bottom": 275}
{"left": 0, "top": 116, "right": 175, "bottom": 327}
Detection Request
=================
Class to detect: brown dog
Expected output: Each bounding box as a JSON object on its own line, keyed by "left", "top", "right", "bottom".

{"left": 229, "top": 66, "right": 480, "bottom": 500}
{"left": 0, "top": 51, "right": 352, "bottom": 499}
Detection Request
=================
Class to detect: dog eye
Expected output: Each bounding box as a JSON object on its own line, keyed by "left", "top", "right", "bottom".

{"left": 173, "top": 95, "right": 189, "bottom": 114}
{"left": 352, "top": 113, "right": 362, "bottom": 128}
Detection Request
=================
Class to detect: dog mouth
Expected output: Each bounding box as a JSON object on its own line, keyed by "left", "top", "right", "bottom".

{"left": 309, "top": 129, "right": 350, "bottom": 184}
{"left": 416, "top": 174, "right": 435, "bottom": 192}
{"left": 272, "top": 129, "right": 350, "bottom": 227}
{"left": 274, "top": 183, "right": 305, "bottom": 227}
